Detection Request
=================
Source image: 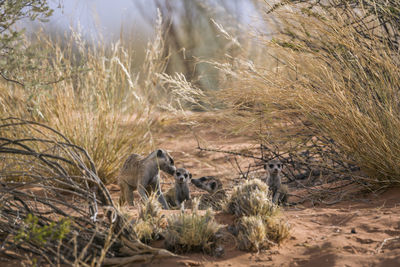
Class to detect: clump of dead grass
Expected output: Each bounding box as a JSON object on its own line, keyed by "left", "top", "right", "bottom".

{"left": 211, "top": 2, "right": 400, "bottom": 187}
{"left": 264, "top": 216, "right": 291, "bottom": 244}
{"left": 164, "top": 198, "right": 222, "bottom": 255}
{"left": 236, "top": 215, "right": 290, "bottom": 252}
{"left": 223, "top": 179, "right": 290, "bottom": 251}
{"left": 133, "top": 193, "right": 166, "bottom": 243}
{"left": 224, "top": 179, "right": 279, "bottom": 217}
{"left": 0, "top": 12, "right": 176, "bottom": 183}
{"left": 236, "top": 215, "right": 268, "bottom": 252}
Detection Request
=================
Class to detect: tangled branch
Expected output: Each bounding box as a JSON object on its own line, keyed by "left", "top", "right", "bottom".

{"left": 0, "top": 118, "right": 174, "bottom": 265}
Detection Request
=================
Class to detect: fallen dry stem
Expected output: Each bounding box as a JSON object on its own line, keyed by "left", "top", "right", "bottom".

{"left": 0, "top": 118, "right": 174, "bottom": 265}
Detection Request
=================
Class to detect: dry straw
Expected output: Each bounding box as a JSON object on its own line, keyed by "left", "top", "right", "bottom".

{"left": 224, "top": 178, "right": 279, "bottom": 217}
{"left": 164, "top": 198, "right": 223, "bottom": 255}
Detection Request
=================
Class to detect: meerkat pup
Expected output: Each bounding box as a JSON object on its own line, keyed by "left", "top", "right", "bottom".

{"left": 191, "top": 176, "right": 226, "bottom": 210}
{"left": 118, "top": 149, "right": 176, "bottom": 209}
{"left": 264, "top": 159, "right": 283, "bottom": 204}
{"left": 165, "top": 168, "right": 192, "bottom": 209}
{"left": 191, "top": 176, "right": 222, "bottom": 194}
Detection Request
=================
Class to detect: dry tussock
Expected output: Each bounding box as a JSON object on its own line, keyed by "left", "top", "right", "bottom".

{"left": 210, "top": 2, "right": 400, "bottom": 187}
{"left": 236, "top": 215, "right": 268, "bottom": 252}
{"left": 236, "top": 215, "right": 290, "bottom": 252}
{"left": 164, "top": 198, "right": 223, "bottom": 255}
{"left": 133, "top": 193, "right": 166, "bottom": 243}
{"left": 224, "top": 179, "right": 279, "bottom": 217}
{"left": 0, "top": 13, "right": 177, "bottom": 183}
{"left": 223, "top": 179, "right": 290, "bottom": 252}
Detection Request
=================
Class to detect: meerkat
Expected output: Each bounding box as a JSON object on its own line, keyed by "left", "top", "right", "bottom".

{"left": 263, "top": 159, "right": 286, "bottom": 204}
{"left": 191, "top": 176, "right": 226, "bottom": 210}
{"left": 191, "top": 176, "right": 222, "bottom": 194}
{"left": 118, "top": 149, "right": 176, "bottom": 209}
{"left": 165, "top": 168, "right": 192, "bottom": 209}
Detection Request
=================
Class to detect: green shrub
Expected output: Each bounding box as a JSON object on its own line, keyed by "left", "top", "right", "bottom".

{"left": 14, "top": 214, "right": 70, "bottom": 247}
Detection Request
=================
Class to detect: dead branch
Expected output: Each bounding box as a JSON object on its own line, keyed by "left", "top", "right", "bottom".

{"left": 0, "top": 118, "right": 175, "bottom": 265}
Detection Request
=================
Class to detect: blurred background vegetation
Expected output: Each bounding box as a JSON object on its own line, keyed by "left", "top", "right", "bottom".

{"left": 1, "top": 0, "right": 399, "bottom": 186}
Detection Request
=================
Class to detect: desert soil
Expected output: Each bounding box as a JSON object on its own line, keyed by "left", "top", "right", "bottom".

{"left": 111, "top": 116, "right": 400, "bottom": 267}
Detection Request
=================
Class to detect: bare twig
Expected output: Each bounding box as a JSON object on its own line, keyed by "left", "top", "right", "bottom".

{"left": 0, "top": 118, "right": 175, "bottom": 265}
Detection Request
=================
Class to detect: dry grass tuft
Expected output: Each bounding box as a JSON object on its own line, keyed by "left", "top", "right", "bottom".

{"left": 211, "top": 2, "right": 400, "bottom": 187}
{"left": 223, "top": 179, "right": 290, "bottom": 251}
{"left": 236, "top": 215, "right": 290, "bottom": 252}
{"left": 133, "top": 193, "right": 166, "bottom": 243}
{"left": 264, "top": 216, "right": 291, "bottom": 244}
{"left": 139, "top": 193, "right": 162, "bottom": 221}
{"left": 236, "top": 215, "right": 268, "bottom": 252}
{"left": 0, "top": 13, "right": 176, "bottom": 183}
{"left": 164, "top": 198, "right": 223, "bottom": 255}
{"left": 224, "top": 179, "right": 279, "bottom": 217}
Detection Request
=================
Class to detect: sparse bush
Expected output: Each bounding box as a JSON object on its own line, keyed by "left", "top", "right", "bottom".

{"left": 224, "top": 179, "right": 279, "bottom": 217}
{"left": 14, "top": 214, "right": 71, "bottom": 247}
{"left": 164, "top": 198, "right": 222, "bottom": 255}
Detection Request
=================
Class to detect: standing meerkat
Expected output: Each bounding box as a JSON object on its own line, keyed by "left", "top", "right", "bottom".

{"left": 165, "top": 168, "right": 192, "bottom": 209}
{"left": 118, "top": 149, "right": 176, "bottom": 209}
{"left": 264, "top": 159, "right": 284, "bottom": 204}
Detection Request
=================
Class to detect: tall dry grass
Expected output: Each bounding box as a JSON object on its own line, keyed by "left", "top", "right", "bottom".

{"left": 211, "top": 3, "right": 400, "bottom": 186}
{"left": 0, "top": 13, "right": 173, "bottom": 183}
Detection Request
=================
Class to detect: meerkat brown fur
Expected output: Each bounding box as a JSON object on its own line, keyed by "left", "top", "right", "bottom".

{"left": 118, "top": 149, "right": 176, "bottom": 209}
{"left": 165, "top": 168, "right": 192, "bottom": 209}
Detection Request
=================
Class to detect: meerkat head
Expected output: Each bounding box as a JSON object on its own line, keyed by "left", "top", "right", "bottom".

{"left": 191, "top": 176, "right": 222, "bottom": 194}
{"left": 174, "top": 168, "right": 192, "bottom": 184}
{"left": 156, "top": 149, "right": 176, "bottom": 175}
{"left": 264, "top": 159, "right": 283, "bottom": 176}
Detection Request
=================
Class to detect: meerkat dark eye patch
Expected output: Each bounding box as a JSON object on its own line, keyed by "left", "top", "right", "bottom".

{"left": 269, "top": 164, "right": 274, "bottom": 168}
{"left": 176, "top": 172, "right": 181, "bottom": 176}
{"left": 170, "top": 158, "right": 174, "bottom": 165}
{"left": 184, "top": 174, "right": 188, "bottom": 178}
{"left": 210, "top": 182, "right": 217, "bottom": 190}
{"left": 277, "top": 164, "right": 282, "bottom": 168}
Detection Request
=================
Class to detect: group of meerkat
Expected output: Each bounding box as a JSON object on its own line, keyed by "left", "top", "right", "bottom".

{"left": 118, "top": 148, "right": 288, "bottom": 210}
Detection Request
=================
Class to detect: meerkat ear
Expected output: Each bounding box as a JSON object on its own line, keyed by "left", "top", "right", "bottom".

{"left": 157, "top": 149, "right": 163, "bottom": 157}
{"left": 263, "top": 164, "right": 267, "bottom": 170}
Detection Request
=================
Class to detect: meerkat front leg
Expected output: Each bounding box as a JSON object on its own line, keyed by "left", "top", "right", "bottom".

{"left": 155, "top": 180, "right": 169, "bottom": 209}
{"left": 272, "top": 190, "right": 280, "bottom": 204}
{"left": 121, "top": 181, "right": 134, "bottom": 206}
{"left": 138, "top": 185, "right": 149, "bottom": 203}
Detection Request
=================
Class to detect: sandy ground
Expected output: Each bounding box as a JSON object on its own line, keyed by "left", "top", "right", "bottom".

{"left": 116, "top": 118, "right": 400, "bottom": 267}
{"left": 3, "top": 116, "right": 399, "bottom": 266}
